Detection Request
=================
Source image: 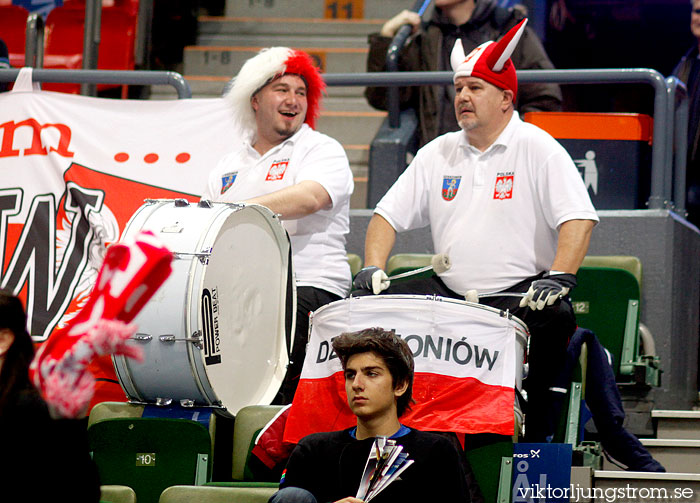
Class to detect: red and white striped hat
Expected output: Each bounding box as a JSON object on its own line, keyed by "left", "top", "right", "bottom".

{"left": 223, "top": 47, "right": 325, "bottom": 134}
{"left": 450, "top": 18, "right": 528, "bottom": 99}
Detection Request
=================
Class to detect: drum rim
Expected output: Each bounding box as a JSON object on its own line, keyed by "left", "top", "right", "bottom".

{"left": 313, "top": 294, "right": 530, "bottom": 338}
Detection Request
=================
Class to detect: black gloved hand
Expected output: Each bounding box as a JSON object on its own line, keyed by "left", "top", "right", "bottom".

{"left": 519, "top": 272, "right": 577, "bottom": 311}
{"left": 352, "top": 266, "right": 390, "bottom": 295}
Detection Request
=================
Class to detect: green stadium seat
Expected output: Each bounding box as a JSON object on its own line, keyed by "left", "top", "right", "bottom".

{"left": 88, "top": 402, "right": 145, "bottom": 428}
{"left": 346, "top": 253, "right": 363, "bottom": 278}
{"left": 386, "top": 253, "right": 434, "bottom": 281}
{"left": 232, "top": 405, "right": 284, "bottom": 483}
{"left": 465, "top": 440, "right": 514, "bottom": 503}
{"left": 203, "top": 405, "right": 283, "bottom": 496}
{"left": 100, "top": 485, "right": 137, "bottom": 503}
{"left": 571, "top": 256, "right": 660, "bottom": 386}
{"left": 88, "top": 401, "right": 218, "bottom": 454}
{"left": 160, "top": 485, "right": 277, "bottom": 503}
{"left": 89, "top": 418, "right": 213, "bottom": 503}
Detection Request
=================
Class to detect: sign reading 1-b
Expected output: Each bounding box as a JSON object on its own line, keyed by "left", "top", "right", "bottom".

{"left": 325, "top": 0, "right": 364, "bottom": 18}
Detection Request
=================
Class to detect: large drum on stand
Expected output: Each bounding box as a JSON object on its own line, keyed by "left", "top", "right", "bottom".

{"left": 113, "top": 199, "right": 294, "bottom": 417}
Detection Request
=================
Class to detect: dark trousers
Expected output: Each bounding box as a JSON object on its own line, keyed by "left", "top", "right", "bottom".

{"left": 554, "top": 328, "right": 664, "bottom": 471}
{"left": 353, "top": 273, "right": 574, "bottom": 442}
{"left": 273, "top": 286, "right": 341, "bottom": 405}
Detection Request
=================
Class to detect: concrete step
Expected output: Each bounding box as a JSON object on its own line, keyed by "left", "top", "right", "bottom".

{"left": 601, "top": 439, "right": 700, "bottom": 474}
{"left": 196, "top": 34, "right": 368, "bottom": 49}
{"left": 323, "top": 96, "right": 376, "bottom": 112}
{"left": 654, "top": 410, "right": 700, "bottom": 440}
{"left": 315, "top": 109, "right": 385, "bottom": 146}
{"left": 592, "top": 471, "right": 700, "bottom": 502}
{"left": 197, "top": 16, "right": 382, "bottom": 38}
{"left": 640, "top": 439, "right": 700, "bottom": 474}
{"left": 225, "top": 0, "right": 413, "bottom": 20}
{"left": 350, "top": 162, "right": 367, "bottom": 209}
{"left": 183, "top": 45, "right": 368, "bottom": 78}
{"left": 343, "top": 143, "right": 369, "bottom": 165}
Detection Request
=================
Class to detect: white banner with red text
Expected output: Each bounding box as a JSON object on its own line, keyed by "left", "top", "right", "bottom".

{"left": 0, "top": 69, "right": 240, "bottom": 405}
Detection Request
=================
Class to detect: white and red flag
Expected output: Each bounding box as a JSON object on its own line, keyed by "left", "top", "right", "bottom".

{"left": 283, "top": 296, "right": 523, "bottom": 443}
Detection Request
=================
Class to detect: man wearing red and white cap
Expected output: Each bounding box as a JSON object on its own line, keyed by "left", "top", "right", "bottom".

{"left": 202, "top": 47, "right": 354, "bottom": 404}
{"left": 356, "top": 20, "right": 599, "bottom": 441}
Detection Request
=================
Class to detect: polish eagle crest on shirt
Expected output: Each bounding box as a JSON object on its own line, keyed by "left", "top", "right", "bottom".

{"left": 266, "top": 159, "right": 290, "bottom": 181}
{"left": 494, "top": 174, "right": 514, "bottom": 200}
{"left": 442, "top": 175, "right": 462, "bottom": 201}
{"left": 220, "top": 171, "right": 238, "bottom": 194}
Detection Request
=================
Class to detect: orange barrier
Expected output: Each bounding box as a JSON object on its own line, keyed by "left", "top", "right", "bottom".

{"left": 523, "top": 112, "right": 653, "bottom": 144}
{"left": 523, "top": 112, "right": 654, "bottom": 209}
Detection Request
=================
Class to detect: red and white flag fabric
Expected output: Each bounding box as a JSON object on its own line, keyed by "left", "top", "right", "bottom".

{"left": 283, "top": 296, "right": 523, "bottom": 444}
{"left": 30, "top": 230, "right": 173, "bottom": 417}
{"left": 0, "top": 69, "right": 240, "bottom": 406}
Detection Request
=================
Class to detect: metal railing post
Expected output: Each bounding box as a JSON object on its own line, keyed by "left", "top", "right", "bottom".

{"left": 25, "top": 13, "right": 45, "bottom": 69}
{"left": 666, "top": 77, "right": 689, "bottom": 214}
{"left": 81, "top": 0, "right": 102, "bottom": 96}
{"left": 135, "top": 0, "right": 155, "bottom": 69}
{"left": 386, "top": 0, "right": 432, "bottom": 129}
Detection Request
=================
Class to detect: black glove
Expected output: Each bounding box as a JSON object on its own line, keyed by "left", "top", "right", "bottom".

{"left": 353, "top": 266, "right": 390, "bottom": 295}
{"left": 519, "top": 272, "right": 577, "bottom": 311}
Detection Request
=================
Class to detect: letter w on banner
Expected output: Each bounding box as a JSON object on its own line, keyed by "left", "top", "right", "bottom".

{"left": 284, "top": 296, "right": 523, "bottom": 443}
{"left": 0, "top": 69, "right": 241, "bottom": 407}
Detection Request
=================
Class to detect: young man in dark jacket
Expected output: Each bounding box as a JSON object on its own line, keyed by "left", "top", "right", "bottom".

{"left": 268, "top": 328, "right": 472, "bottom": 503}
{"left": 365, "top": 0, "right": 562, "bottom": 147}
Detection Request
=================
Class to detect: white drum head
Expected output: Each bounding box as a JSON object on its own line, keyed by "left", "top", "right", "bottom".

{"left": 199, "top": 204, "right": 291, "bottom": 413}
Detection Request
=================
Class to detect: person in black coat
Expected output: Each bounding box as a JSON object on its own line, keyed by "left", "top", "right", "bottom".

{"left": 0, "top": 291, "right": 100, "bottom": 502}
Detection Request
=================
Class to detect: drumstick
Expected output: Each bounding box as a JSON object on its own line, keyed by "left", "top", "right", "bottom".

{"left": 465, "top": 290, "right": 527, "bottom": 303}
{"left": 386, "top": 253, "right": 451, "bottom": 281}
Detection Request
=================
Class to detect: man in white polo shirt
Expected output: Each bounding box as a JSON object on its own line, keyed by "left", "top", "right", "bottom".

{"left": 202, "top": 47, "right": 354, "bottom": 404}
{"left": 354, "top": 20, "right": 599, "bottom": 441}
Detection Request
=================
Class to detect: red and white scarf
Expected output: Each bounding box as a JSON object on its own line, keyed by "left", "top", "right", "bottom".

{"left": 30, "top": 230, "right": 172, "bottom": 418}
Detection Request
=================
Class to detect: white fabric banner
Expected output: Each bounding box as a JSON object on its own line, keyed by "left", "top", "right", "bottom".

{"left": 304, "top": 295, "right": 520, "bottom": 387}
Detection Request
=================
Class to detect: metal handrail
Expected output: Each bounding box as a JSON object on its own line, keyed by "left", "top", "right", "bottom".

{"left": 25, "top": 13, "right": 45, "bottom": 69}
{"left": 82, "top": 0, "right": 102, "bottom": 96}
{"left": 666, "top": 76, "right": 689, "bottom": 214}
{"left": 324, "top": 68, "right": 671, "bottom": 209}
{"left": 0, "top": 69, "right": 192, "bottom": 99}
{"left": 386, "top": 0, "right": 432, "bottom": 128}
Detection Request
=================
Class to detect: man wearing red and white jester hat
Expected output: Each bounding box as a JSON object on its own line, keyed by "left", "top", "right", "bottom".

{"left": 356, "top": 19, "right": 599, "bottom": 442}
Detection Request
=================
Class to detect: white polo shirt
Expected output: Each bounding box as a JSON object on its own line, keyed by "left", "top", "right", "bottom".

{"left": 375, "top": 113, "right": 599, "bottom": 295}
{"left": 202, "top": 124, "right": 354, "bottom": 298}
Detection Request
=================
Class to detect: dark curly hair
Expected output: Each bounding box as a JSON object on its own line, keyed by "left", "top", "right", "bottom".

{"left": 332, "top": 327, "right": 415, "bottom": 417}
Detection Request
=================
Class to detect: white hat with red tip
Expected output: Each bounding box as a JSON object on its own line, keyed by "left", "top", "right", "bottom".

{"left": 450, "top": 18, "right": 528, "bottom": 99}
{"left": 223, "top": 46, "right": 325, "bottom": 136}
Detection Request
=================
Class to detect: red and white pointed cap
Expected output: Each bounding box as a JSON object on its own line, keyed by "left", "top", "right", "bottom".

{"left": 223, "top": 47, "right": 325, "bottom": 134}
{"left": 451, "top": 18, "right": 528, "bottom": 99}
